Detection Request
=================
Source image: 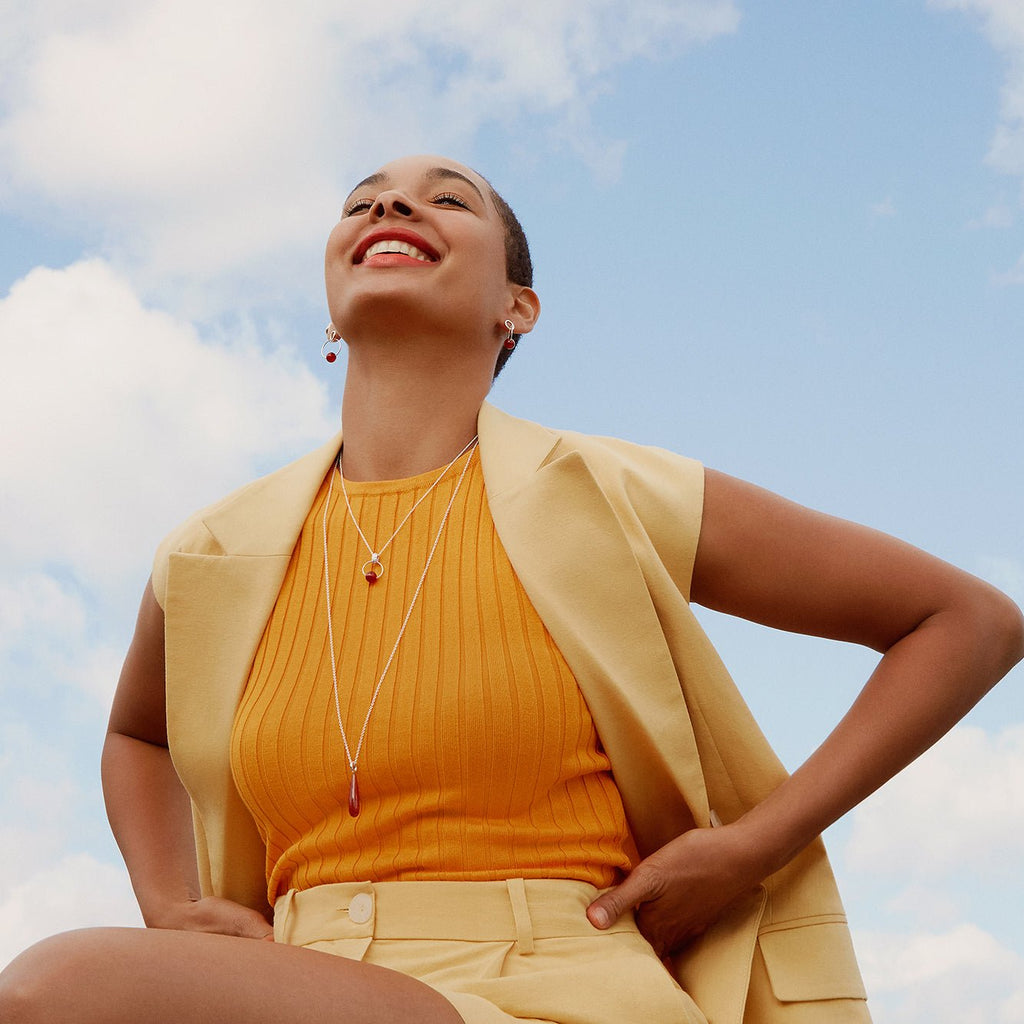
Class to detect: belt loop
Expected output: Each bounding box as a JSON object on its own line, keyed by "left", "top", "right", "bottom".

{"left": 273, "top": 888, "right": 296, "bottom": 944}
{"left": 506, "top": 878, "right": 535, "bottom": 955}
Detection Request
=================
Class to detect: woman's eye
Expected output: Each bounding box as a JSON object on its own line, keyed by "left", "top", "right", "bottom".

{"left": 343, "top": 197, "right": 373, "bottom": 217}
{"left": 432, "top": 192, "right": 469, "bottom": 209}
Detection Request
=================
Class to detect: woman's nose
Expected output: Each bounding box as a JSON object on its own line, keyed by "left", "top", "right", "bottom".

{"left": 371, "top": 190, "right": 414, "bottom": 219}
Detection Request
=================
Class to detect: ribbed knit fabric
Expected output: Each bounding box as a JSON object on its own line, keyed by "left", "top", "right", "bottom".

{"left": 230, "top": 450, "right": 634, "bottom": 903}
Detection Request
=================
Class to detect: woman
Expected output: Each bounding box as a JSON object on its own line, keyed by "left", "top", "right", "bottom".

{"left": 1, "top": 154, "right": 1021, "bottom": 1024}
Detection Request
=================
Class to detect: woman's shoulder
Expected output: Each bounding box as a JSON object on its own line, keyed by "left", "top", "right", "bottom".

{"left": 483, "top": 402, "right": 704, "bottom": 502}
{"left": 482, "top": 404, "right": 704, "bottom": 585}
{"left": 482, "top": 402, "right": 702, "bottom": 473}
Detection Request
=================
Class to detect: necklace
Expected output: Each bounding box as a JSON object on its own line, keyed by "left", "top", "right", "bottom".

{"left": 321, "top": 442, "right": 478, "bottom": 816}
{"left": 338, "top": 435, "right": 479, "bottom": 583}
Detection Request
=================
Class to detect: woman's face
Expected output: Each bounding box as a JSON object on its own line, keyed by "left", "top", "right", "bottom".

{"left": 325, "top": 155, "right": 514, "bottom": 345}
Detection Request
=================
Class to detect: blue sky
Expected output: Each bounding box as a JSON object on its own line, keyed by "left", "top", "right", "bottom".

{"left": 2, "top": 2, "right": 1022, "bottom": 1019}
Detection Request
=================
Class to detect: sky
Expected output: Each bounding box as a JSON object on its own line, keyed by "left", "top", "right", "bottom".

{"left": 1, "top": 0, "right": 1022, "bottom": 1019}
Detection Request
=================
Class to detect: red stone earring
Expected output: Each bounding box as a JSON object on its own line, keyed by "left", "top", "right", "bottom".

{"left": 322, "top": 325, "right": 343, "bottom": 363}
{"left": 503, "top": 320, "right": 517, "bottom": 351}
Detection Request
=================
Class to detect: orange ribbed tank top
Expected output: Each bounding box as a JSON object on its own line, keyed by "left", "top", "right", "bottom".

{"left": 231, "top": 449, "right": 634, "bottom": 903}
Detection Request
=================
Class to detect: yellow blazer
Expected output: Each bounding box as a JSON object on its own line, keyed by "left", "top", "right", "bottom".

{"left": 152, "top": 403, "right": 869, "bottom": 1023}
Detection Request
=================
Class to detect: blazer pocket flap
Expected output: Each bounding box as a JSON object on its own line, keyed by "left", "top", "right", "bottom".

{"left": 758, "top": 920, "right": 868, "bottom": 1002}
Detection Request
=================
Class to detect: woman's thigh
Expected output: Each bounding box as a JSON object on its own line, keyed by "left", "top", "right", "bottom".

{"left": 0, "top": 926, "right": 463, "bottom": 1024}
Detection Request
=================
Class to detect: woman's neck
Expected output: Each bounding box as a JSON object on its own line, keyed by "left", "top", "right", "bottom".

{"left": 339, "top": 346, "right": 491, "bottom": 482}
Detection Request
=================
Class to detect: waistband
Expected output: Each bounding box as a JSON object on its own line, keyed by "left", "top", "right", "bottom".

{"left": 274, "top": 879, "right": 635, "bottom": 955}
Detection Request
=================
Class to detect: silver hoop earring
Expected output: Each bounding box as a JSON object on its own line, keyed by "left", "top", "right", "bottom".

{"left": 503, "top": 319, "right": 517, "bottom": 351}
{"left": 322, "top": 324, "right": 343, "bottom": 363}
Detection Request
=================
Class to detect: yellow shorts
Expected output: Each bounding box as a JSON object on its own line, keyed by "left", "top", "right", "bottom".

{"left": 273, "top": 878, "right": 707, "bottom": 1024}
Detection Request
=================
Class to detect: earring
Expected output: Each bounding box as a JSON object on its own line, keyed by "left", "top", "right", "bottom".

{"left": 322, "top": 324, "right": 343, "bottom": 363}
{"left": 503, "top": 320, "right": 517, "bottom": 351}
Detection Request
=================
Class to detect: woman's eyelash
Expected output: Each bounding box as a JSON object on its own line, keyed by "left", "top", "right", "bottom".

{"left": 432, "top": 192, "right": 469, "bottom": 208}
{"left": 343, "top": 197, "right": 373, "bottom": 217}
{"left": 342, "top": 191, "right": 469, "bottom": 218}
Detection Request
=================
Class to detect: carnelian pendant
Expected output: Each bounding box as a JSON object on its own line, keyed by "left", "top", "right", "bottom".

{"left": 348, "top": 773, "right": 361, "bottom": 817}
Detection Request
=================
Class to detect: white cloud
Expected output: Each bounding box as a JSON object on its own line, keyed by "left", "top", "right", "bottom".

{"left": 0, "top": 0, "right": 739, "bottom": 295}
{"left": 882, "top": 883, "right": 964, "bottom": 932}
{"left": 0, "top": 573, "right": 85, "bottom": 656}
{"left": 0, "top": 259, "right": 335, "bottom": 593}
{"left": 0, "top": 854, "right": 141, "bottom": 970}
{"left": 846, "top": 725, "right": 1024, "bottom": 879}
{"left": 994, "top": 252, "right": 1024, "bottom": 285}
{"left": 0, "top": 727, "right": 138, "bottom": 971}
{"left": 856, "top": 925, "right": 1024, "bottom": 1023}
{"left": 0, "top": 571, "right": 122, "bottom": 708}
{"left": 968, "top": 201, "right": 1016, "bottom": 228}
{"left": 934, "top": 0, "right": 1024, "bottom": 280}
{"left": 932, "top": 0, "right": 1024, "bottom": 173}
{"left": 0, "top": 737, "right": 98, "bottom": 893}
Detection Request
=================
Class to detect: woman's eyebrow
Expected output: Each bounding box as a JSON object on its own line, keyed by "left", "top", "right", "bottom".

{"left": 423, "top": 167, "right": 486, "bottom": 205}
{"left": 343, "top": 171, "right": 387, "bottom": 206}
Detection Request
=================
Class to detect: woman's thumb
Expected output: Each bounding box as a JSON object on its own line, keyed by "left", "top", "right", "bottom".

{"left": 586, "top": 871, "right": 648, "bottom": 930}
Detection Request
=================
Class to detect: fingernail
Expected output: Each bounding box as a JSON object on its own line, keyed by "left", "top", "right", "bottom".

{"left": 590, "top": 906, "right": 609, "bottom": 928}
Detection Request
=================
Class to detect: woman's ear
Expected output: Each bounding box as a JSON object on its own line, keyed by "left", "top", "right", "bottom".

{"left": 507, "top": 286, "right": 541, "bottom": 335}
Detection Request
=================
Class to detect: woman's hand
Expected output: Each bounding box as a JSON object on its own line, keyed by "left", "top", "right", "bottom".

{"left": 150, "top": 896, "right": 275, "bottom": 941}
{"left": 586, "top": 823, "right": 764, "bottom": 958}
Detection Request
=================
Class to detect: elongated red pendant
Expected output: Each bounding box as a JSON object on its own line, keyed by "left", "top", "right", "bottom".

{"left": 348, "top": 773, "right": 360, "bottom": 817}
{"left": 365, "top": 571, "right": 378, "bottom": 584}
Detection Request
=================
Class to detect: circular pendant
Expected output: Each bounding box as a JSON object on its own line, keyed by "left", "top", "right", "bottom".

{"left": 361, "top": 557, "right": 384, "bottom": 584}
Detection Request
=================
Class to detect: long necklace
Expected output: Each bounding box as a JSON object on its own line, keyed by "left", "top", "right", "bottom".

{"left": 338, "top": 435, "right": 478, "bottom": 583}
{"left": 321, "top": 442, "right": 478, "bottom": 816}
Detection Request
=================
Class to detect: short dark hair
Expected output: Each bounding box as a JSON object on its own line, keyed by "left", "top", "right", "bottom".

{"left": 483, "top": 178, "right": 532, "bottom": 378}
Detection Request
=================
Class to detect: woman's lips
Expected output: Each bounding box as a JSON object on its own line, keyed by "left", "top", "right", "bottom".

{"left": 362, "top": 251, "right": 434, "bottom": 267}
{"left": 354, "top": 229, "right": 440, "bottom": 264}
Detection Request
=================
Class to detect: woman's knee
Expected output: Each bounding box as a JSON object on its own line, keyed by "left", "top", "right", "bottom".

{"left": 0, "top": 929, "right": 128, "bottom": 1023}
{"left": 0, "top": 933, "right": 69, "bottom": 1022}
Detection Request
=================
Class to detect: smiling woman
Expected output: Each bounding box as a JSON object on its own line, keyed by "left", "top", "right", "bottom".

{"left": 324, "top": 158, "right": 537, "bottom": 393}
{"left": 0, "top": 154, "right": 1020, "bottom": 1024}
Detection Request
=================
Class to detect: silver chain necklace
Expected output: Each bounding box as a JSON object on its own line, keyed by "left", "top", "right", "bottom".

{"left": 321, "top": 442, "right": 478, "bottom": 816}
{"left": 338, "top": 435, "right": 479, "bottom": 583}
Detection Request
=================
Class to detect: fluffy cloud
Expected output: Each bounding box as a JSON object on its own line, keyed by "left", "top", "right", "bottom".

{"left": 0, "top": 0, "right": 739, "bottom": 294}
{"left": 933, "top": 0, "right": 1024, "bottom": 173}
{"left": 846, "top": 725, "right": 1024, "bottom": 879}
{"left": 0, "top": 571, "right": 124, "bottom": 706}
{"left": 0, "top": 854, "right": 141, "bottom": 969}
{"left": 0, "top": 682, "right": 140, "bottom": 972}
{"left": 0, "top": 259, "right": 335, "bottom": 593}
{"left": 856, "top": 925, "right": 1024, "bottom": 1024}
{"left": 935, "top": 0, "right": 1024, "bottom": 277}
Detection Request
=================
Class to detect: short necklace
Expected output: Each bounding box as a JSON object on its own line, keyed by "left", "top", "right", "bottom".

{"left": 321, "top": 441, "right": 478, "bottom": 816}
{"left": 338, "top": 435, "right": 478, "bottom": 583}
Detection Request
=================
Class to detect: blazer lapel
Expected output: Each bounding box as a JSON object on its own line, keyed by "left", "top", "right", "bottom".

{"left": 163, "top": 430, "right": 342, "bottom": 906}
{"left": 478, "top": 404, "right": 710, "bottom": 853}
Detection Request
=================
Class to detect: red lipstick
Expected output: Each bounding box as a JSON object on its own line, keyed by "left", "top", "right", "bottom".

{"left": 353, "top": 228, "right": 440, "bottom": 264}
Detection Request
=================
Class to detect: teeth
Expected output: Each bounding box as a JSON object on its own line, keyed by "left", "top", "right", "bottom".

{"left": 363, "top": 239, "right": 433, "bottom": 262}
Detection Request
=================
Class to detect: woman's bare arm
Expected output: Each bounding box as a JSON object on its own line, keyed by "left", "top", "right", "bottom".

{"left": 589, "top": 469, "right": 1024, "bottom": 953}
{"left": 101, "top": 580, "right": 272, "bottom": 938}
